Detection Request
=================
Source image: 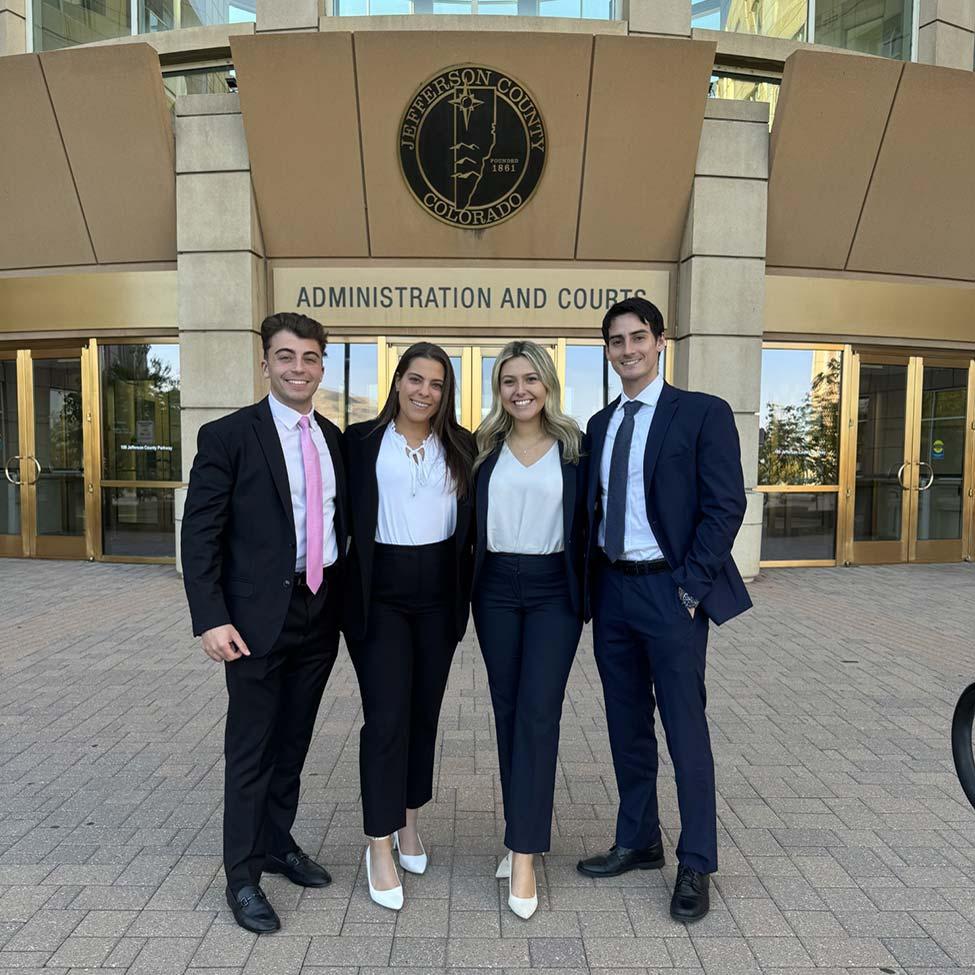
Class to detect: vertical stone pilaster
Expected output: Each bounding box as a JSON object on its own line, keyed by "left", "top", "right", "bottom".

{"left": 917, "top": 0, "right": 975, "bottom": 68}
{"left": 256, "top": 0, "right": 321, "bottom": 32}
{"left": 0, "top": 0, "right": 27, "bottom": 56}
{"left": 174, "top": 93, "right": 267, "bottom": 572}
{"left": 674, "top": 99, "right": 768, "bottom": 582}
{"left": 624, "top": 0, "right": 691, "bottom": 36}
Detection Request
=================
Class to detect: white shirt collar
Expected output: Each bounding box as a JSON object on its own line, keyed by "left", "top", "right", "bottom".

{"left": 268, "top": 391, "right": 314, "bottom": 431}
{"left": 616, "top": 373, "right": 664, "bottom": 413}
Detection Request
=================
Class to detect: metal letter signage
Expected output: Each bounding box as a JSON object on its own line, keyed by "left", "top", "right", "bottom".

{"left": 398, "top": 64, "right": 546, "bottom": 230}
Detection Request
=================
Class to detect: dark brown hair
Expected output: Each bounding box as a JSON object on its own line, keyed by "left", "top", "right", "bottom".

{"left": 376, "top": 342, "right": 473, "bottom": 500}
{"left": 260, "top": 312, "right": 328, "bottom": 354}
{"left": 601, "top": 297, "right": 665, "bottom": 344}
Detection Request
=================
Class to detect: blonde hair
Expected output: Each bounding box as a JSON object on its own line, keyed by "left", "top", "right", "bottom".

{"left": 475, "top": 340, "right": 582, "bottom": 469}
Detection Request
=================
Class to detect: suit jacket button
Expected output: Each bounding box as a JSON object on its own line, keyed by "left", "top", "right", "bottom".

{"left": 283, "top": 580, "right": 291, "bottom": 588}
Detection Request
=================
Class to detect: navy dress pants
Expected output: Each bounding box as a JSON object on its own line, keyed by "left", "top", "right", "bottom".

{"left": 473, "top": 552, "right": 582, "bottom": 854}
{"left": 592, "top": 565, "right": 717, "bottom": 874}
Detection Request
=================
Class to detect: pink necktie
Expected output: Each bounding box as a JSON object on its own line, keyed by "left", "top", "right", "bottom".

{"left": 298, "top": 415, "right": 323, "bottom": 595}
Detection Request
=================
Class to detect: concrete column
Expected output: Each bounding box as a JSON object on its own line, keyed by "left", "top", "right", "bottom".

{"left": 174, "top": 93, "right": 267, "bottom": 571}
{"left": 256, "top": 0, "right": 320, "bottom": 32}
{"left": 624, "top": 0, "right": 691, "bottom": 37}
{"left": 917, "top": 0, "right": 975, "bottom": 68}
{"left": 674, "top": 99, "right": 768, "bottom": 582}
{"left": 0, "top": 0, "right": 27, "bottom": 56}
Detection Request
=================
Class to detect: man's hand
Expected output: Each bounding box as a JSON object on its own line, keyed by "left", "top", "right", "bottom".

{"left": 201, "top": 624, "right": 251, "bottom": 662}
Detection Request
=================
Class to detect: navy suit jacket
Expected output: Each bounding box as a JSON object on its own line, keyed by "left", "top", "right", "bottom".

{"left": 585, "top": 382, "right": 751, "bottom": 626}
{"left": 473, "top": 441, "right": 588, "bottom": 621}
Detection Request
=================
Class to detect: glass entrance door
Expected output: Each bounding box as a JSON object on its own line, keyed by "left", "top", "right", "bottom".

{"left": 850, "top": 352, "right": 974, "bottom": 565}
{"left": 0, "top": 348, "right": 92, "bottom": 559}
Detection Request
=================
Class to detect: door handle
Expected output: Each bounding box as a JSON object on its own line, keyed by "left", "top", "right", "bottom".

{"left": 3, "top": 455, "right": 21, "bottom": 485}
{"left": 896, "top": 462, "right": 909, "bottom": 489}
{"left": 918, "top": 461, "right": 935, "bottom": 491}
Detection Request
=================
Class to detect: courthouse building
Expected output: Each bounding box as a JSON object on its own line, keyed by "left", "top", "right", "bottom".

{"left": 0, "top": 0, "right": 973, "bottom": 581}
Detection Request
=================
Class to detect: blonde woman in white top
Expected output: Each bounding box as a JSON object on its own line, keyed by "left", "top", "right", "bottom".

{"left": 472, "top": 340, "right": 587, "bottom": 920}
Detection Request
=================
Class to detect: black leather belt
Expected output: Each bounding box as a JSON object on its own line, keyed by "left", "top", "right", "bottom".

{"left": 602, "top": 554, "right": 670, "bottom": 576}
{"left": 293, "top": 562, "right": 339, "bottom": 589}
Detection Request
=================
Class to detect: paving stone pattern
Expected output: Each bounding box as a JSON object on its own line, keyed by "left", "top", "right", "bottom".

{"left": 1, "top": 559, "right": 974, "bottom": 974}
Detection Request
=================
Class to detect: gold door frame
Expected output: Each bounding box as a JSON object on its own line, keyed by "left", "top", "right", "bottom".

{"left": 0, "top": 350, "right": 27, "bottom": 558}
{"left": 844, "top": 350, "right": 975, "bottom": 566}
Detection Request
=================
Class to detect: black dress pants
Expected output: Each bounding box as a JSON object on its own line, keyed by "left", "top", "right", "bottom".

{"left": 347, "top": 539, "right": 457, "bottom": 839}
{"left": 223, "top": 567, "right": 341, "bottom": 892}
{"left": 473, "top": 552, "right": 582, "bottom": 854}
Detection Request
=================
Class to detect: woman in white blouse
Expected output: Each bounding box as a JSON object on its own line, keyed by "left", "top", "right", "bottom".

{"left": 472, "top": 340, "right": 587, "bottom": 920}
{"left": 343, "top": 343, "right": 475, "bottom": 911}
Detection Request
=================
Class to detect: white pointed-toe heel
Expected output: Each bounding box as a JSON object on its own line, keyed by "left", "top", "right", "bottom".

{"left": 497, "top": 852, "right": 538, "bottom": 920}
{"left": 365, "top": 844, "right": 403, "bottom": 911}
{"left": 393, "top": 830, "right": 428, "bottom": 875}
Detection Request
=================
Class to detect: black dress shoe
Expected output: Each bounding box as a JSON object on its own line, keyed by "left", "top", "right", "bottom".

{"left": 576, "top": 841, "right": 666, "bottom": 878}
{"left": 265, "top": 849, "right": 332, "bottom": 888}
{"left": 226, "top": 884, "right": 280, "bottom": 933}
{"left": 670, "top": 864, "right": 710, "bottom": 922}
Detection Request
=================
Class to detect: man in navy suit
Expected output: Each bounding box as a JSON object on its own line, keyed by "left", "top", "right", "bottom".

{"left": 576, "top": 297, "right": 751, "bottom": 922}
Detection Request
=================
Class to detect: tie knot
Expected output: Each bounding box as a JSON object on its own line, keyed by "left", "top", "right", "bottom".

{"left": 298, "top": 414, "right": 311, "bottom": 430}
{"left": 623, "top": 400, "right": 643, "bottom": 418}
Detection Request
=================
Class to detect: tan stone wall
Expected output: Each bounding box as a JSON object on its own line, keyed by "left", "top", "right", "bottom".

{"left": 0, "top": 0, "right": 26, "bottom": 56}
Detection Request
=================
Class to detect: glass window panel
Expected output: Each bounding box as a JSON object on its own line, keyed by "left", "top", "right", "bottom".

{"left": 163, "top": 68, "right": 234, "bottom": 100}
{"left": 853, "top": 362, "right": 907, "bottom": 542}
{"left": 102, "top": 487, "right": 176, "bottom": 558}
{"left": 759, "top": 348, "right": 842, "bottom": 486}
{"left": 34, "top": 0, "right": 131, "bottom": 50}
{"left": 481, "top": 355, "right": 496, "bottom": 423}
{"left": 815, "top": 0, "right": 912, "bottom": 59}
{"left": 433, "top": 1, "right": 472, "bottom": 10}
{"left": 710, "top": 73, "right": 780, "bottom": 128}
{"left": 367, "top": 0, "right": 412, "bottom": 12}
{"left": 564, "top": 345, "right": 604, "bottom": 428}
{"left": 32, "top": 357, "right": 85, "bottom": 537}
{"left": 539, "top": 0, "right": 582, "bottom": 15}
{"left": 761, "top": 491, "right": 837, "bottom": 561}
{"left": 581, "top": 0, "right": 614, "bottom": 17}
{"left": 140, "top": 0, "right": 255, "bottom": 32}
{"left": 100, "top": 344, "right": 182, "bottom": 482}
{"left": 313, "top": 342, "right": 380, "bottom": 430}
{"left": 0, "top": 361, "right": 21, "bottom": 538}
{"left": 479, "top": 1, "right": 519, "bottom": 12}
{"left": 917, "top": 366, "right": 968, "bottom": 542}
{"left": 691, "top": 0, "right": 807, "bottom": 39}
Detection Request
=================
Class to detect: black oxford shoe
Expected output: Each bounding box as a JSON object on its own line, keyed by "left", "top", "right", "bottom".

{"left": 265, "top": 849, "right": 332, "bottom": 888}
{"left": 670, "top": 864, "right": 710, "bottom": 922}
{"left": 226, "top": 884, "right": 280, "bottom": 934}
{"left": 576, "top": 841, "right": 666, "bottom": 878}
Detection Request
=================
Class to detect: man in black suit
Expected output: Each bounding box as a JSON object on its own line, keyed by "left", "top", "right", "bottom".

{"left": 181, "top": 313, "right": 347, "bottom": 933}
{"left": 577, "top": 298, "right": 751, "bottom": 922}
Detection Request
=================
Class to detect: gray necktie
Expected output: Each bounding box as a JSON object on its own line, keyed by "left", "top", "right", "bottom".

{"left": 604, "top": 400, "right": 643, "bottom": 563}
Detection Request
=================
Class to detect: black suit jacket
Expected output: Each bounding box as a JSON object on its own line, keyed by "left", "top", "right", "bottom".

{"left": 180, "top": 396, "right": 348, "bottom": 657}
{"left": 585, "top": 382, "right": 752, "bottom": 625}
{"left": 473, "top": 441, "right": 588, "bottom": 621}
{"left": 342, "top": 419, "right": 476, "bottom": 643}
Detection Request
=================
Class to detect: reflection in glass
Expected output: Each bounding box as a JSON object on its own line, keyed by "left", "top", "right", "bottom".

{"left": 33, "top": 0, "right": 131, "bottom": 50}
{"left": 759, "top": 349, "right": 842, "bottom": 486}
{"left": 0, "top": 361, "right": 20, "bottom": 537}
{"left": 102, "top": 487, "right": 176, "bottom": 558}
{"left": 141, "top": 0, "right": 255, "bottom": 32}
{"left": 314, "top": 343, "right": 379, "bottom": 430}
{"left": 761, "top": 492, "right": 837, "bottom": 561}
{"left": 815, "top": 0, "right": 912, "bottom": 59}
{"left": 710, "top": 73, "right": 780, "bottom": 128}
{"left": 32, "top": 357, "right": 85, "bottom": 537}
{"left": 564, "top": 345, "right": 604, "bottom": 427}
{"left": 916, "top": 367, "right": 968, "bottom": 542}
{"left": 337, "top": 0, "right": 615, "bottom": 14}
{"left": 481, "top": 355, "right": 496, "bottom": 422}
{"left": 691, "top": 0, "right": 807, "bottom": 39}
{"left": 853, "top": 363, "right": 907, "bottom": 542}
{"left": 100, "top": 345, "right": 181, "bottom": 482}
{"left": 450, "top": 355, "right": 463, "bottom": 425}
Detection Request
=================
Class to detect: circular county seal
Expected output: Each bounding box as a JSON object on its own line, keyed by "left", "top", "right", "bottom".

{"left": 399, "top": 64, "right": 546, "bottom": 230}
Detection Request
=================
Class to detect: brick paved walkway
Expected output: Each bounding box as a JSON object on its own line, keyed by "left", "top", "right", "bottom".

{"left": 1, "top": 559, "right": 974, "bottom": 975}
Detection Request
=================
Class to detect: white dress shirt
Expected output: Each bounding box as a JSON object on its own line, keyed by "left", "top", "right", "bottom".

{"left": 598, "top": 373, "right": 665, "bottom": 561}
{"left": 268, "top": 392, "right": 339, "bottom": 571}
{"left": 487, "top": 442, "right": 564, "bottom": 555}
{"left": 375, "top": 422, "right": 457, "bottom": 545}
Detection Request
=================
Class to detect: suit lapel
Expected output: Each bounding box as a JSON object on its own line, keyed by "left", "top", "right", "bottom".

{"left": 360, "top": 419, "right": 385, "bottom": 541}
{"left": 560, "top": 442, "right": 574, "bottom": 545}
{"left": 587, "top": 399, "right": 617, "bottom": 513}
{"left": 643, "top": 382, "right": 679, "bottom": 493}
{"left": 476, "top": 447, "right": 502, "bottom": 547}
{"left": 316, "top": 414, "right": 347, "bottom": 547}
{"left": 254, "top": 396, "right": 296, "bottom": 535}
